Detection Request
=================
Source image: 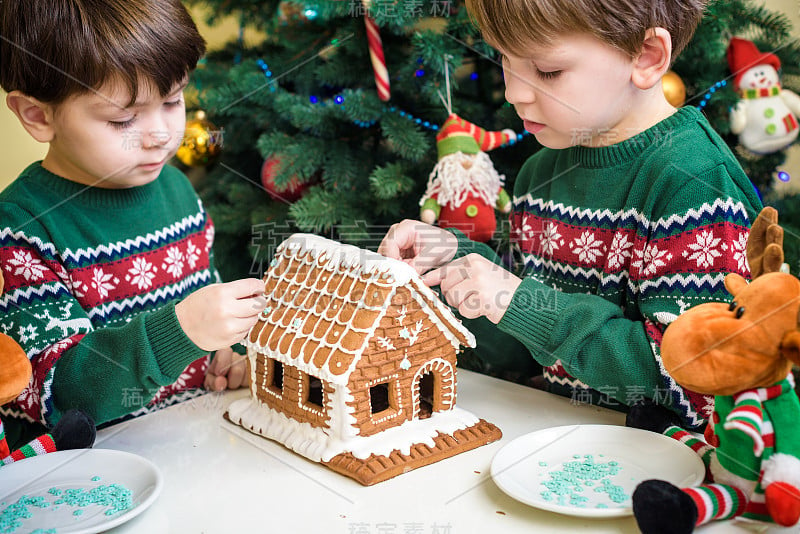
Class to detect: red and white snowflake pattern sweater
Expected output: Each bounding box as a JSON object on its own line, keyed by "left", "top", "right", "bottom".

{"left": 0, "top": 163, "right": 217, "bottom": 446}
{"left": 453, "top": 107, "right": 763, "bottom": 429}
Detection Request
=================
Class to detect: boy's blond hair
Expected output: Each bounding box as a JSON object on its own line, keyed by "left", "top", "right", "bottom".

{"left": 0, "top": 0, "right": 206, "bottom": 105}
{"left": 465, "top": 0, "right": 708, "bottom": 59}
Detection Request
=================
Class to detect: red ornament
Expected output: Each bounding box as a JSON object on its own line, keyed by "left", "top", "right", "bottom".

{"left": 260, "top": 158, "right": 311, "bottom": 202}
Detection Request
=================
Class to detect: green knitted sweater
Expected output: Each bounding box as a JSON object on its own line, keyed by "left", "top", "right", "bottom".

{"left": 454, "top": 107, "right": 763, "bottom": 428}
{"left": 0, "top": 163, "right": 217, "bottom": 447}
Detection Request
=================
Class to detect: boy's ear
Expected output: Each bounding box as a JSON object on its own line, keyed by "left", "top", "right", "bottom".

{"left": 5, "top": 91, "right": 56, "bottom": 143}
{"left": 631, "top": 28, "right": 672, "bottom": 91}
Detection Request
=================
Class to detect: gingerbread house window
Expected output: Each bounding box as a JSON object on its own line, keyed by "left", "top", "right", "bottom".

{"left": 268, "top": 360, "right": 284, "bottom": 395}
{"left": 369, "top": 379, "right": 398, "bottom": 418}
{"left": 301, "top": 372, "right": 325, "bottom": 412}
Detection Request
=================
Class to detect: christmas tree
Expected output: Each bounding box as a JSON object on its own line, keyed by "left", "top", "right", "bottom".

{"left": 182, "top": 0, "right": 800, "bottom": 280}
{"left": 674, "top": 1, "right": 800, "bottom": 194}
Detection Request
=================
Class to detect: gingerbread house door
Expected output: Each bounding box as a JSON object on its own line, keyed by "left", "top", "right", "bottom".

{"left": 411, "top": 359, "right": 455, "bottom": 419}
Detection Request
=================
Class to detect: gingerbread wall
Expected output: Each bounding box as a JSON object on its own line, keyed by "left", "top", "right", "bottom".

{"left": 252, "top": 352, "right": 334, "bottom": 429}
{"left": 347, "top": 286, "right": 459, "bottom": 438}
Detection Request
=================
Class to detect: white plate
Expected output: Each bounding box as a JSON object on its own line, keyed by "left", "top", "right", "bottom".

{"left": 491, "top": 424, "right": 705, "bottom": 518}
{"left": 0, "top": 448, "right": 162, "bottom": 533}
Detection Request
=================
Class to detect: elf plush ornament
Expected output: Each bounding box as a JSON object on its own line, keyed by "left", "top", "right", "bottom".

{"left": 728, "top": 37, "right": 800, "bottom": 154}
{"left": 420, "top": 114, "right": 515, "bottom": 242}
{"left": 0, "top": 268, "right": 95, "bottom": 466}
{"left": 628, "top": 207, "right": 800, "bottom": 533}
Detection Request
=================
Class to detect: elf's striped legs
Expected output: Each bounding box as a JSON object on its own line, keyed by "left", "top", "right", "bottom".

{"left": 685, "top": 484, "right": 748, "bottom": 526}
{"left": 664, "top": 425, "right": 715, "bottom": 468}
{"left": 0, "top": 430, "right": 57, "bottom": 467}
{"left": 0, "top": 410, "right": 96, "bottom": 469}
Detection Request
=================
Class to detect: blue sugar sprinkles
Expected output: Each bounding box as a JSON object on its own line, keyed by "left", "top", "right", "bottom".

{"left": 539, "top": 454, "right": 630, "bottom": 508}
{"left": 0, "top": 479, "right": 133, "bottom": 533}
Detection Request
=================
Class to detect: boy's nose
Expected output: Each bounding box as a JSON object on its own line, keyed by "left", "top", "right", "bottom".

{"left": 504, "top": 69, "right": 537, "bottom": 106}
{"left": 143, "top": 129, "right": 172, "bottom": 149}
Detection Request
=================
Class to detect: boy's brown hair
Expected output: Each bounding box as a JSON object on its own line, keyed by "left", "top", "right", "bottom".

{"left": 465, "top": 0, "right": 708, "bottom": 59}
{"left": 0, "top": 0, "right": 206, "bottom": 105}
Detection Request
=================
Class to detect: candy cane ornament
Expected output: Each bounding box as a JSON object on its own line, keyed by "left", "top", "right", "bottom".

{"left": 362, "top": 0, "right": 390, "bottom": 101}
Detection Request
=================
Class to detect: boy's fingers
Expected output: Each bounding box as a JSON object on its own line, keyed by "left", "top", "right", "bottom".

{"left": 242, "top": 295, "right": 268, "bottom": 315}
{"left": 442, "top": 281, "right": 480, "bottom": 318}
{"left": 422, "top": 267, "right": 444, "bottom": 287}
{"left": 233, "top": 296, "right": 268, "bottom": 318}
{"left": 204, "top": 372, "right": 225, "bottom": 391}
{"left": 228, "top": 278, "right": 266, "bottom": 297}
{"left": 210, "top": 349, "right": 229, "bottom": 374}
{"left": 409, "top": 252, "right": 440, "bottom": 275}
{"left": 379, "top": 224, "right": 411, "bottom": 260}
{"left": 227, "top": 356, "right": 247, "bottom": 389}
{"left": 378, "top": 236, "right": 400, "bottom": 260}
{"left": 207, "top": 356, "right": 220, "bottom": 375}
{"left": 438, "top": 263, "right": 470, "bottom": 294}
{"left": 213, "top": 375, "right": 227, "bottom": 392}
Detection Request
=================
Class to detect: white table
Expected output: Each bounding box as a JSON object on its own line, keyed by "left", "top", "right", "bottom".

{"left": 99, "top": 369, "right": 747, "bottom": 533}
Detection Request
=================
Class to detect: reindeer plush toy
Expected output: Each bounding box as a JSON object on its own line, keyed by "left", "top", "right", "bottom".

{"left": 629, "top": 207, "right": 800, "bottom": 533}
{"left": 0, "top": 268, "right": 95, "bottom": 466}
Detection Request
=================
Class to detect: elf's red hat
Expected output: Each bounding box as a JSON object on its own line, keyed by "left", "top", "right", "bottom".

{"left": 435, "top": 114, "right": 513, "bottom": 160}
{"left": 727, "top": 37, "right": 782, "bottom": 90}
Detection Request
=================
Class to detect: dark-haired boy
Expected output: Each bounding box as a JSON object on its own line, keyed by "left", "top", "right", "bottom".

{"left": 0, "top": 0, "right": 264, "bottom": 447}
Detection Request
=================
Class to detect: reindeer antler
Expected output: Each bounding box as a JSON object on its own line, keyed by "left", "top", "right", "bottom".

{"left": 747, "top": 206, "right": 784, "bottom": 279}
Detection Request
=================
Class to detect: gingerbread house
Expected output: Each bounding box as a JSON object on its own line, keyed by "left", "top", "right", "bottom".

{"left": 226, "top": 234, "right": 501, "bottom": 485}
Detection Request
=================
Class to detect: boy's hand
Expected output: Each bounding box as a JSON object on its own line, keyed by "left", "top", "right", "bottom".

{"left": 423, "top": 254, "right": 521, "bottom": 324}
{"left": 176, "top": 278, "right": 266, "bottom": 352}
{"left": 204, "top": 346, "right": 250, "bottom": 391}
{"left": 378, "top": 219, "right": 458, "bottom": 274}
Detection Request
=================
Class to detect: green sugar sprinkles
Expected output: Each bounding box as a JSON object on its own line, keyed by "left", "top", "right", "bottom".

{"left": 539, "top": 454, "right": 631, "bottom": 508}
{"left": 0, "top": 477, "right": 133, "bottom": 533}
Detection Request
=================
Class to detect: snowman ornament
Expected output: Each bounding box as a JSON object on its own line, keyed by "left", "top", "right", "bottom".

{"left": 727, "top": 37, "right": 800, "bottom": 154}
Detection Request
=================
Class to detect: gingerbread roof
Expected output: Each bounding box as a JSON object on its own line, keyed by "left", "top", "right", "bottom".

{"left": 246, "top": 234, "right": 475, "bottom": 385}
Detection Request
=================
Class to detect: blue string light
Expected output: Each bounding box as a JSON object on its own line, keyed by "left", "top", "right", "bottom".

{"left": 254, "top": 58, "right": 527, "bottom": 148}
{"left": 378, "top": 106, "right": 529, "bottom": 147}
{"left": 256, "top": 59, "right": 277, "bottom": 93}
{"left": 696, "top": 79, "right": 727, "bottom": 111}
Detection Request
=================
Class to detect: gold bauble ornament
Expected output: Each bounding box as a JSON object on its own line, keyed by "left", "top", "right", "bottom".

{"left": 176, "top": 111, "right": 222, "bottom": 167}
{"left": 662, "top": 70, "right": 686, "bottom": 108}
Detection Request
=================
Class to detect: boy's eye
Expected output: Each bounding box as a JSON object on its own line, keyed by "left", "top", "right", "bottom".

{"left": 108, "top": 117, "right": 136, "bottom": 130}
{"left": 164, "top": 98, "right": 183, "bottom": 108}
{"left": 536, "top": 69, "right": 562, "bottom": 80}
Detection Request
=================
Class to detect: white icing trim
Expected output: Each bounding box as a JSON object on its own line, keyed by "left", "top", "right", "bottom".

{"left": 366, "top": 374, "right": 403, "bottom": 425}
{"left": 281, "top": 234, "right": 416, "bottom": 284}
{"left": 408, "top": 286, "right": 475, "bottom": 350}
{"left": 227, "top": 394, "right": 479, "bottom": 462}
{"left": 412, "top": 359, "right": 455, "bottom": 418}
{"left": 297, "top": 371, "right": 326, "bottom": 416}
